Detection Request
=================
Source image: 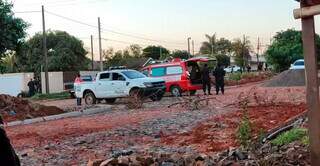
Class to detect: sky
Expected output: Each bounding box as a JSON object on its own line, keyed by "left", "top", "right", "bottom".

{"left": 11, "top": 0, "right": 317, "bottom": 60}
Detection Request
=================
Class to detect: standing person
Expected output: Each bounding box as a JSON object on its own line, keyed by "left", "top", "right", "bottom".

{"left": 0, "top": 115, "right": 21, "bottom": 166}
{"left": 202, "top": 64, "right": 211, "bottom": 95}
{"left": 214, "top": 64, "right": 226, "bottom": 95}
{"left": 74, "top": 74, "right": 82, "bottom": 106}
{"left": 27, "top": 79, "right": 35, "bottom": 97}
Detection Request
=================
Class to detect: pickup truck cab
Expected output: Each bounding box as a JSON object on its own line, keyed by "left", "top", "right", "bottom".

{"left": 75, "top": 69, "right": 166, "bottom": 105}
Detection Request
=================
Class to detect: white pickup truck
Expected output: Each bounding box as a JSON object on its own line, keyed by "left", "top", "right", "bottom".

{"left": 74, "top": 69, "right": 166, "bottom": 105}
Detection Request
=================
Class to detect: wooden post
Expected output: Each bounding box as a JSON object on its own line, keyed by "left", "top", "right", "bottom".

{"left": 301, "top": 1, "right": 320, "bottom": 165}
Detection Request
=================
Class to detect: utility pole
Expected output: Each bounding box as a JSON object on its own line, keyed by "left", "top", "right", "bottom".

{"left": 42, "top": 5, "right": 49, "bottom": 94}
{"left": 91, "top": 35, "right": 94, "bottom": 70}
{"left": 187, "top": 37, "right": 191, "bottom": 58}
{"left": 98, "top": 17, "right": 103, "bottom": 71}
{"left": 192, "top": 40, "right": 195, "bottom": 57}
{"left": 257, "top": 37, "right": 260, "bottom": 63}
{"left": 159, "top": 46, "right": 162, "bottom": 58}
{"left": 242, "top": 35, "right": 246, "bottom": 70}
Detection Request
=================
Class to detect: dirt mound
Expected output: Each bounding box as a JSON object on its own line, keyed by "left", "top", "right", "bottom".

{"left": 263, "top": 69, "right": 306, "bottom": 87}
{"left": 0, "top": 94, "right": 65, "bottom": 123}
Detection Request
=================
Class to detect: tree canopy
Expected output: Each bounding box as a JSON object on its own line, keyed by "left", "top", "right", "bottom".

{"left": 232, "top": 37, "right": 252, "bottom": 69}
{"left": 0, "top": 0, "right": 28, "bottom": 57}
{"left": 104, "top": 45, "right": 147, "bottom": 69}
{"left": 266, "top": 29, "right": 320, "bottom": 72}
{"left": 200, "top": 34, "right": 233, "bottom": 56}
{"left": 16, "top": 30, "right": 89, "bottom": 73}
{"left": 142, "top": 46, "right": 170, "bottom": 60}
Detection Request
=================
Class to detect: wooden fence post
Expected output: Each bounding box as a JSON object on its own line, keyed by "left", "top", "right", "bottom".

{"left": 300, "top": 1, "right": 320, "bottom": 165}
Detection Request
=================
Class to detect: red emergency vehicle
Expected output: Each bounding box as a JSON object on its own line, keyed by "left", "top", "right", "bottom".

{"left": 142, "top": 57, "right": 215, "bottom": 97}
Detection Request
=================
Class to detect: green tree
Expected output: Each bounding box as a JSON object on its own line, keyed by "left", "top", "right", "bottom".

{"left": 266, "top": 29, "right": 320, "bottom": 72}
{"left": 200, "top": 34, "right": 218, "bottom": 55}
{"left": 129, "top": 44, "right": 142, "bottom": 57}
{"left": 216, "top": 38, "right": 232, "bottom": 55}
{"left": 171, "top": 50, "right": 190, "bottom": 59}
{"left": 0, "top": 0, "right": 28, "bottom": 57}
{"left": 216, "top": 54, "right": 231, "bottom": 67}
{"left": 232, "top": 37, "right": 252, "bottom": 69}
{"left": 16, "top": 30, "right": 89, "bottom": 73}
{"left": 1, "top": 52, "right": 16, "bottom": 73}
{"left": 142, "top": 45, "right": 170, "bottom": 60}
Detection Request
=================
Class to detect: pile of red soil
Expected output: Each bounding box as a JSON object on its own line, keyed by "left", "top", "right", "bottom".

{"left": 226, "top": 72, "right": 272, "bottom": 86}
{"left": 161, "top": 103, "right": 307, "bottom": 153}
{"left": 0, "top": 94, "right": 65, "bottom": 122}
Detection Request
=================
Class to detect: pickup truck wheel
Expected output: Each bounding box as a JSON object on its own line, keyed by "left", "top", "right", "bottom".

{"left": 170, "top": 86, "right": 182, "bottom": 97}
{"left": 105, "top": 98, "right": 116, "bottom": 104}
{"left": 84, "top": 92, "right": 96, "bottom": 105}
{"left": 130, "top": 89, "right": 141, "bottom": 99}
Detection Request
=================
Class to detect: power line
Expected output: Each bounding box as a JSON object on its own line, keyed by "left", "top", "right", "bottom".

{"left": 15, "top": 10, "right": 41, "bottom": 14}
{"left": 44, "top": 10, "right": 185, "bottom": 46}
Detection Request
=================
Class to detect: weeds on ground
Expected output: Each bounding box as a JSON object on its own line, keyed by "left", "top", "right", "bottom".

{"left": 301, "top": 135, "right": 309, "bottom": 146}
{"left": 271, "top": 128, "right": 307, "bottom": 146}
{"left": 31, "top": 92, "right": 71, "bottom": 100}
{"left": 237, "top": 113, "right": 252, "bottom": 148}
{"left": 228, "top": 73, "right": 242, "bottom": 81}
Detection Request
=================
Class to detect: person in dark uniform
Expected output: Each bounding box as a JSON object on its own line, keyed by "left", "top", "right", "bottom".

{"left": 213, "top": 64, "right": 226, "bottom": 95}
{"left": 202, "top": 64, "right": 211, "bottom": 95}
{"left": 27, "top": 79, "right": 35, "bottom": 97}
{"left": 0, "top": 115, "right": 20, "bottom": 166}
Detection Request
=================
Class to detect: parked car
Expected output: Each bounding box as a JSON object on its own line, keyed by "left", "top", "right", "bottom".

{"left": 290, "top": 59, "right": 305, "bottom": 70}
{"left": 142, "top": 57, "right": 216, "bottom": 97}
{"left": 74, "top": 69, "right": 166, "bottom": 105}
{"left": 224, "top": 65, "right": 241, "bottom": 73}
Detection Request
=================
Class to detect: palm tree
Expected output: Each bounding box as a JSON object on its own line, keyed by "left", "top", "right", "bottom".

{"left": 232, "top": 36, "right": 252, "bottom": 69}
{"left": 1, "top": 53, "right": 16, "bottom": 73}
{"left": 200, "top": 34, "right": 218, "bottom": 56}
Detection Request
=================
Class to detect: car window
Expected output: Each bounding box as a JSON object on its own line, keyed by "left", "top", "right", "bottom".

{"left": 100, "top": 73, "right": 110, "bottom": 80}
{"left": 112, "top": 73, "right": 126, "bottom": 81}
{"left": 166, "top": 66, "right": 183, "bottom": 75}
{"left": 122, "top": 71, "right": 146, "bottom": 79}
{"left": 142, "top": 70, "right": 149, "bottom": 76}
{"left": 294, "top": 61, "right": 304, "bottom": 66}
{"left": 151, "top": 67, "right": 166, "bottom": 77}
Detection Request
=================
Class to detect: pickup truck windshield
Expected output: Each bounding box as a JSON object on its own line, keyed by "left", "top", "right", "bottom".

{"left": 122, "top": 71, "right": 146, "bottom": 79}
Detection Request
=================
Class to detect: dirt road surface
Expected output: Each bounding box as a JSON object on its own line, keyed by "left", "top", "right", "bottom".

{"left": 6, "top": 83, "right": 306, "bottom": 165}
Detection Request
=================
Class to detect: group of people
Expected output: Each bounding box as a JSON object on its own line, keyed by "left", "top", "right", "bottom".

{"left": 202, "top": 64, "right": 226, "bottom": 95}
{"left": 27, "top": 78, "right": 41, "bottom": 97}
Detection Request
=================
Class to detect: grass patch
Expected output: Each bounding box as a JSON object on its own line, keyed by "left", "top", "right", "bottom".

{"left": 228, "top": 73, "right": 242, "bottom": 81}
{"left": 31, "top": 92, "right": 71, "bottom": 100}
{"left": 271, "top": 128, "right": 307, "bottom": 146}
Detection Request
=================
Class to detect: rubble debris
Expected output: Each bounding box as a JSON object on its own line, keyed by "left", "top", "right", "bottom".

{"left": 263, "top": 69, "right": 307, "bottom": 87}
{"left": 0, "top": 94, "right": 65, "bottom": 122}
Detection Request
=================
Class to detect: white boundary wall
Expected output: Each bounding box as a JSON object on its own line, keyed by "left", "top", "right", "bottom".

{"left": 0, "top": 73, "right": 34, "bottom": 96}
{"left": 41, "top": 72, "right": 64, "bottom": 94}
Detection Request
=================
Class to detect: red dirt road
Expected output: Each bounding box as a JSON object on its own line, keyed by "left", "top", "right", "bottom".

{"left": 3, "top": 82, "right": 308, "bottom": 165}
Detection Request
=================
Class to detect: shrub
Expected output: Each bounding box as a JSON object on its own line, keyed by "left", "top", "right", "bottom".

{"left": 237, "top": 114, "right": 252, "bottom": 148}
{"left": 271, "top": 128, "right": 307, "bottom": 146}
{"left": 228, "top": 73, "right": 242, "bottom": 81}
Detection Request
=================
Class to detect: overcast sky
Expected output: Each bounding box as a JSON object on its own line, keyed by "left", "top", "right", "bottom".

{"left": 12, "top": 0, "right": 316, "bottom": 60}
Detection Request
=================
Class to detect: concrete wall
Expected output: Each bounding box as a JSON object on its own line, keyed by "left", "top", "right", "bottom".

{"left": 0, "top": 73, "right": 34, "bottom": 96}
{"left": 41, "top": 72, "right": 64, "bottom": 94}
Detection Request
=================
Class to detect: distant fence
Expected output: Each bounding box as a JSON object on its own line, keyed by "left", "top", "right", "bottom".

{"left": 41, "top": 71, "right": 99, "bottom": 94}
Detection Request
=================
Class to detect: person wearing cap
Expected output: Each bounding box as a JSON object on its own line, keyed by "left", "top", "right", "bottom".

{"left": 0, "top": 116, "right": 21, "bottom": 166}
{"left": 74, "top": 74, "right": 82, "bottom": 106}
